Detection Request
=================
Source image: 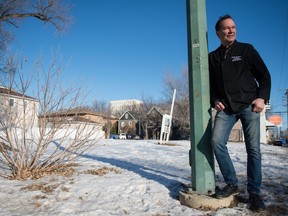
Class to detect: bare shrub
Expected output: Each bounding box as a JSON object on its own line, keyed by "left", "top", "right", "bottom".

{"left": 0, "top": 53, "right": 103, "bottom": 180}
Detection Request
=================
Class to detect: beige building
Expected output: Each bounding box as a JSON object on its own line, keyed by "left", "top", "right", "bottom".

{"left": 38, "top": 108, "right": 107, "bottom": 139}
{"left": 0, "top": 86, "right": 39, "bottom": 128}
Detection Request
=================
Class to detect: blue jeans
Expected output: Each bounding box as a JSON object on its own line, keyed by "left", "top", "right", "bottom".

{"left": 212, "top": 105, "right": 262, "bottom": 194}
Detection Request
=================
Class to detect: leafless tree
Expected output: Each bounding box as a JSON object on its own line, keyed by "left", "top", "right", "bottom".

{"left": 90, "top": 99, "right": 116, "bottom": 138}
{"left": 163, "top": 67, "right": 190, "bottom": 139}
{"left": 91, "top": 100, "right": 109, "bottom": 116}
{"left": 118, "top": 95, "right": 160, "bottom": 139}
{"left": 0, "top": 0, "right": 72, "bottom": 55}
{"left": 137, "top": 94, "right": 160, "bottom": 139}
{"left": 0, "top": 53, "right": 102, "bottom": 180}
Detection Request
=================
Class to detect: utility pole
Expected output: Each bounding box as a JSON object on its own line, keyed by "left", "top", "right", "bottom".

{"left": 186, "top": 0, "right": 215, "bottom": 194}
{"left": 180, "top": 1, "right": 235, "bottom": 209}
{"left": 285, "top": 89, "right": 288, "bottom": 137}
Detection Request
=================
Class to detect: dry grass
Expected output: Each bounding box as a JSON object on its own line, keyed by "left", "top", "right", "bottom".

{"left": 157, "top": 142, "right": 179, "bottom": 146}
{"left": 162, "top": 143, "right": 179, "bottom": 146}
{"left": 83, "top": 166, "right": 121, "bottom": 176}
{"left": 33, "top": 200, "right": 42, "bottom": 208}
{"left": 20, "top": 163, "right": 80, "bottom": 198}
{"left": 17, "top": 164, "right": 123, "bottom": 209}
{"left": 20, "top": 165, "right": 121, "bottom": 195}
{"left": 25, "top": 163, "right": 79, "bottom": 180}
{"left": 61, "top": 186, "right": 70, "bottom": 192}
{"left": 21, "top": 182, "right": 60, "bottom": 194}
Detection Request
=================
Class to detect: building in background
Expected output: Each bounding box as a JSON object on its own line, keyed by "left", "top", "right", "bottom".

{"left": 0, "top": 86, "right": 39, "bottom": 128}
{"left": 118, "top": 111, "right": 138, "bottom": 135}
{"left": 109, "top": 99, "right": 143, "bottom": 116}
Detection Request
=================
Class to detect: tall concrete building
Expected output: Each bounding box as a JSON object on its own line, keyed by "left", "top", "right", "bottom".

{"left": 109, "top": 99, "right": 143, "bottom": 116}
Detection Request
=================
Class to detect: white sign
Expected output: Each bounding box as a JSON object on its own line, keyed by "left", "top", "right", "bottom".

{"left": 159, "top": 114, "right": 172, "bottom": 144}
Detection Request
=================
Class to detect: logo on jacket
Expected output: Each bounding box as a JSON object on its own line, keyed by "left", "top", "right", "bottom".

{"left": 231, "top": 56, "right": 242, "bottom": 62}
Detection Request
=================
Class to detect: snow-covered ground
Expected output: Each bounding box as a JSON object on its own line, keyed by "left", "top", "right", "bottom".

{"left": 0, "top": 139, "right": 287, "bottom": 216}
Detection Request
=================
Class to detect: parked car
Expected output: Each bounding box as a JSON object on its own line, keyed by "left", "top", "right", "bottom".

{"left": 273, "top": 139, "right": 283, "bottom": 146}
{"left": 126, "top": 134, "right": 134, "bottom": 139}
{"left": 134, "top": 135, "right": 140, "bottom": 140}
{"left": 119, "top": 133, "right": 126, "bottom": 139}
{"left": 110, "top": 134, "right": 117, "bottom": 139}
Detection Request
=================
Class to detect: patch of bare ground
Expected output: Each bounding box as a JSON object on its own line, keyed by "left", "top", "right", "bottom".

{"left": 21, "top": 182, "right": 60, "bottom": 194}
{"left": 20, "top": 182, "right": 60, "bottom": 208}
{"left": 9, "top": 163, "right": 80, "bottom": 180}
{"left": 18, "top": 165, "right": 122, "bottom": 208}
{"left": 83, "top": 166, "right": 122, "bottom": 176}
{"left": 156, "top": 142, "right": 179, "bottom": 146}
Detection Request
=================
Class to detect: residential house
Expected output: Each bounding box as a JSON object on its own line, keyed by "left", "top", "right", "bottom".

{"left": 118, "top": 111, "right": 138, "bottom": 135}
{"left": 38, "top": 108, "right": 108, "bottom": 137}
{"left": 0, "top": 86, "right": 39, "bottom": 128}
{"left": 146, "top": 106, "right": 165, "bottom": 140}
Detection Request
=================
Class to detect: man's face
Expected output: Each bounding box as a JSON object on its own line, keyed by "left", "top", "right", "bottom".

{"left": 216, "top": 18, "right": 236, "bottom": 46}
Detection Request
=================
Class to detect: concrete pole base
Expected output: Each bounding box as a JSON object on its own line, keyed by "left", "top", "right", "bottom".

{"left": 179, "top": 189, "right": 237, "bottom": 210}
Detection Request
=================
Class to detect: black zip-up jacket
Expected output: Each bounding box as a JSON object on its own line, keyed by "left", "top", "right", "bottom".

{"left": 209, "top": 40, "right": 271, "bottom": 113}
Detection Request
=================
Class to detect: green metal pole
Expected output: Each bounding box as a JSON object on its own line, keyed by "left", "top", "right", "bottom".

{"left": 186, "top": 0, "right": 215, "bottom": 194}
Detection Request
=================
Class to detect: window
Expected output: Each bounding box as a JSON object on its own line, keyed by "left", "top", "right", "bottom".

{"left": 24, "top": 101, "right": 27, "bottom": 110}
{"left": 125, "top": 113, "right": 129, "bottom": 119}
{"left": 9, "top": 98, "right": 14, "bottom": 107}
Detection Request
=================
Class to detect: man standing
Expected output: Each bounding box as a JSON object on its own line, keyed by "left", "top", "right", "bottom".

{"left": 209, "top": 14, "right": 271, "bottom": 212}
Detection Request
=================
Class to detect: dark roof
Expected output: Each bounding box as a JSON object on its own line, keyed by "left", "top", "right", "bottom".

{"left": 39, "top": 108, "right": 105, "bottom": 118}
{"left": 119, "top": 111, "right": 137, "bottom": 120}
{"left": 0, "top": 86, "right": 37, "bottom": 100}
{"left": 46, "top": 116, "right": 101, "bottom": 124}
{"left": 147, "top": 106, "right": 169, "bottom": 116}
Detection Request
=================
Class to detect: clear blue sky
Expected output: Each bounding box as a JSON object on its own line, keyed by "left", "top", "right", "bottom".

{"left": 7, "top": 0, "right": 288, "bottom": 126}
